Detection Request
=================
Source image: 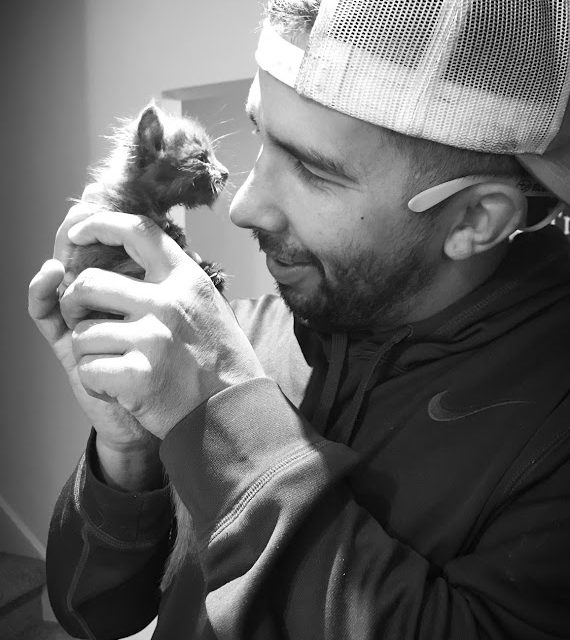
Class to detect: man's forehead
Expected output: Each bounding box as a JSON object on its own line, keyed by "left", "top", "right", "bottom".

{"left": 246, "top": 71, "right": 389, "bottom": 180}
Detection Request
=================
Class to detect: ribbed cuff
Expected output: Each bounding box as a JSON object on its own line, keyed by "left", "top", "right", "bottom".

{"left": 160, "top": 377, "right": 356, "bottom": 544}
{"left": 78, "top": 428, "right": 173, "bottom": 547}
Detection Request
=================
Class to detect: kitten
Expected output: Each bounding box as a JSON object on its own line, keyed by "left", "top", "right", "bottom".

{"left": 67, "top": 102, "right": 227, "bottom": 289}
{"left": 67, "top": 103, "right": 228, "bottom": 592}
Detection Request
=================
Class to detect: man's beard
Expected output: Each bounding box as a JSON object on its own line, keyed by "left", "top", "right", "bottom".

{"left": 253, "top": 228, "right": 434, "bottom": 333}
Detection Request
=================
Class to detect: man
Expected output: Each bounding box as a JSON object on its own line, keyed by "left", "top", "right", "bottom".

{"left": 28, "top": 0, "right": 570, "bottom": 638}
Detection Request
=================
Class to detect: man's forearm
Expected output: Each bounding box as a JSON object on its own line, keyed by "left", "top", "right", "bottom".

{"left": 95, "top": 435, "right": 165, "bottom": 492}
{"left": 47, "top": 431, "right": 173, "bottom": 639}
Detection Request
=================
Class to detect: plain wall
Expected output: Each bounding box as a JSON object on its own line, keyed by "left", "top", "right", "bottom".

{"left": 1, "top": 0, "right": 90, "bottom": 555}
{"left": 177, "top": 86, "right": 275, "bottom": 301}
{"left": 1, "top": 0, "right": 266, "bottom": 557}
{"left": 85, "top": 0, "right": 263, "bottom": 164}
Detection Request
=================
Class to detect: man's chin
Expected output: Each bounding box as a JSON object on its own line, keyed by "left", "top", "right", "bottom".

{"left": 276, "top": 282, "right": 322, "bottom": 323}
{"left": 276, "top": 278, "right": 402, "bottom": 333}
{"left": 276, "top": 282, "right": 347, "bottom": 332}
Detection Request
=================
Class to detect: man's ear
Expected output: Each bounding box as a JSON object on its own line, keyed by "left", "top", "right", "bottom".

{"left": 444, "top": 182, "right": 527, "bottom": 261}
{"left": 136, "top": 104, "right": 165, "bottom": 158}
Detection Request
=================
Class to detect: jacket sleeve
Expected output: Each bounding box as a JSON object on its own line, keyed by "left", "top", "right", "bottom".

{"left": 160, "top": 376, "right": 570, "bottom": 640}
{"left": 46, "top": 429, "right": 174, "bottom": 639}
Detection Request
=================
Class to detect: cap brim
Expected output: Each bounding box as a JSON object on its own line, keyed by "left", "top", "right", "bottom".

{"left": 517, "top": 152, "right": 570, "bottom": 205}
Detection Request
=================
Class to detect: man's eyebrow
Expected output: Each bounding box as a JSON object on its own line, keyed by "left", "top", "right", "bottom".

{"left": 246, "top": 103, "right": 358, "bottom": 183}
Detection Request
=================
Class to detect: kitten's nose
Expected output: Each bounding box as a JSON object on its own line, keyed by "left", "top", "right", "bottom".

{"left": 218, "top": 163, "right": 229, "bottom": 182}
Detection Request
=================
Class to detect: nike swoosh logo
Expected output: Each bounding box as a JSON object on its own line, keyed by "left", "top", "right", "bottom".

{"left": 428, "top": 391, "right": 532, "bottom": 422}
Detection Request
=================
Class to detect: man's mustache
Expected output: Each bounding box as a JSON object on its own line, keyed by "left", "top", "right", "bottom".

{"left": 252, "top": 229, "right": 315, "bottom": 265}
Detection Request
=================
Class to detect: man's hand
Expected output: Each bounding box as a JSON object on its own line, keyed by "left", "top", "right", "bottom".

{"left": 59, "top": 211, "right": 265, "bottom": 439}
{"left": 28, "top": 189, "right": 162, "bottom": 491}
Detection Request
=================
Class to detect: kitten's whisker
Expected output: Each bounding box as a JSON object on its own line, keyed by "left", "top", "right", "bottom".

{"left": 212, "top": 131, "right": 237, "bottom": 143}
{"left": 212, "top": 131, "right": 238, "bottom": 148}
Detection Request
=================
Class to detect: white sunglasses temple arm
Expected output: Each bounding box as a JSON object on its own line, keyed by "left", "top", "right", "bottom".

{"left": 408, "top": 175, "right": 562, "bottom": 227}
{"left": 407, "top": 176, "right": 494, "bottom": 213}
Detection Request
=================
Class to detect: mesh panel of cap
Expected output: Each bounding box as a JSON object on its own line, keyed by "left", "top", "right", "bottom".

{"left": 296, "top": 0, "right": 570, "bottom": 155}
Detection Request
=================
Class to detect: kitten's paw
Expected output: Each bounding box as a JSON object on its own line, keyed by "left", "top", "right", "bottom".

{"left": 199, "top": 260, "right": 226, "bottom": 292}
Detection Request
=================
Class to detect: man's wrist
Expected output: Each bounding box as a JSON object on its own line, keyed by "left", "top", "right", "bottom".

{"left": 94, "top": 435, "right": 165, "bottom": 492}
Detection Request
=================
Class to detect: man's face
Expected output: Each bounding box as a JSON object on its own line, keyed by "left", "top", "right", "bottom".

{"left": 230, "top": 71, "right": 442, "bottom": 332}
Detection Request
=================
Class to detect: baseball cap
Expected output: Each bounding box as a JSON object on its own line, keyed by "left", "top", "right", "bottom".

{"left": 255, "top": 0, "right": 570, "bottom": 206}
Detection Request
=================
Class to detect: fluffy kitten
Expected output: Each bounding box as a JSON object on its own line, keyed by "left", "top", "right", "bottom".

{"left": 68, "top": 103, "right": 227, "bottom": 288}
{"left": 67, "top": 103, "right": 228, "bottom": 592}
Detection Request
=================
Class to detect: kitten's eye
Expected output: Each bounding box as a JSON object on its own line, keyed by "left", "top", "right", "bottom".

{"left": 197, "top": 152, "right": 208, "bottom": 163}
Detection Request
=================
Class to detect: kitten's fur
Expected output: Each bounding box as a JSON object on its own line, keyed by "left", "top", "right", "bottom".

{"left": 68, "top": 103, "right": 228, "bottom": 592}
{"left": 68, "top": 103, "right": 227, "bottom": 288}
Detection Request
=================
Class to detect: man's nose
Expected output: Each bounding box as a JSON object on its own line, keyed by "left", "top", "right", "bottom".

{"left": 229, "top": 162, "right": 287, "bottom": 233}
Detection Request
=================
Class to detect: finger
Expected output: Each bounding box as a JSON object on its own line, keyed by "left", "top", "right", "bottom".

{"left": 77, "top": 351, "right": 149, "bottom": 412}
{"left": 28, "top": 259, "right": 68, "bottom": 344}
{"left": 60, "top": 268, "right": 153, "bottom": 329}
{"left": 72, "top": 318, "right": 133, "bottom": 362}
{"left": 68, "top": 212, "right": 183, "bottom": 282}
{"left": 54, "top": 201, "right": 99, "bottom": 265}
{"left": 76, "top": 353, "right": 125, "bottom": 400}
{"left": 81, "top": 183, "right": 106, "bottom": 204}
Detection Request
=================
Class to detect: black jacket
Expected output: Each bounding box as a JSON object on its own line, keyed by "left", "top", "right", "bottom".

{"left": 48, "top": 227, "right": 570, "bottom": 639}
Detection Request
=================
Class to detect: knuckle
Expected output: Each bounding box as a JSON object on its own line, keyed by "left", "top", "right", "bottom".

{"left": 27, "top": 272, "right": 40, "bottom": 296}
{"left": 55, "top": 220, "right": 70, "bottom": 244}
{"left": 196, "top": 273, "right": 216, "bottom": 298}
{"left": 160, "top": 298, "right": 187, "bottom": 334}
{"left": 71, "top": 340, "right": 81, "bottom": 362}
{"left": 81, "top": 183, "right": 104, "bottom": 203}
{"left": 58, "top": 206, "right": 79, "bottom": 234}
{"left": 58, "top": 203, "right": 90, "bottom": 232}
{"left": 134, "top": 216, "right": 159, "bottom": 236}
{"left": 71, "top": 321, "right": 91, "bottom": 351}
{"left": 76, "top": 356, "right": 92, "bottom": 381}
{"left": 74, "top": 318, "right": 96, "bottom": 333}
{"left": 154, "top": 320, "right": 174, "bottom": 346}
{"left": 182, "top": 274, "right": 216, "bottom": 318}
{"left": 147, "top": 288, "right": 180, "bottom": 325}
{"left": 75, "top": 267, "right": 101, "bottom": 294}
{"left": 27, "top": 292, "right": 39, "bottom": 318}
{"left": 174, "top": 261, "right": 215, "bottom": 300}
{"left": 71, "top": 326, "right": 81, "bottom": 347}
{"left": 120, "top": 356, "right": 148, "bottom": 412}
{"left": 139, "top": 314, "right": 173, "bottom": 352}
{"left": 67, "top": 202, "right": 85, "bottom": 217}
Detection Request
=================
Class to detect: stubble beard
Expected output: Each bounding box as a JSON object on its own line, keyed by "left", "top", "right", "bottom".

{"left": 254, "top": 229, "right": 434, "bottom": 333}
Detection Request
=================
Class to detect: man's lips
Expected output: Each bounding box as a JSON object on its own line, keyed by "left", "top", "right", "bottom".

{"left": 265, "top": 254, "right": 316, "bottom": 285}
{"left": 271, "top": 255, "right": 309, "bottom": 267}
{"left": 261, "top": 247, "right": 311, "bottom": 265}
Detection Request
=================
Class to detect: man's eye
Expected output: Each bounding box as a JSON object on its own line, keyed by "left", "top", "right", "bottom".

{"left": 293, "top": 160, "right": 328, "bottom": 188}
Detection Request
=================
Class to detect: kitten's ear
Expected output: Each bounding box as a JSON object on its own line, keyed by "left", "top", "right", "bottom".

{"left": 137, "top": 105, "right": 165, "bottom": 157}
